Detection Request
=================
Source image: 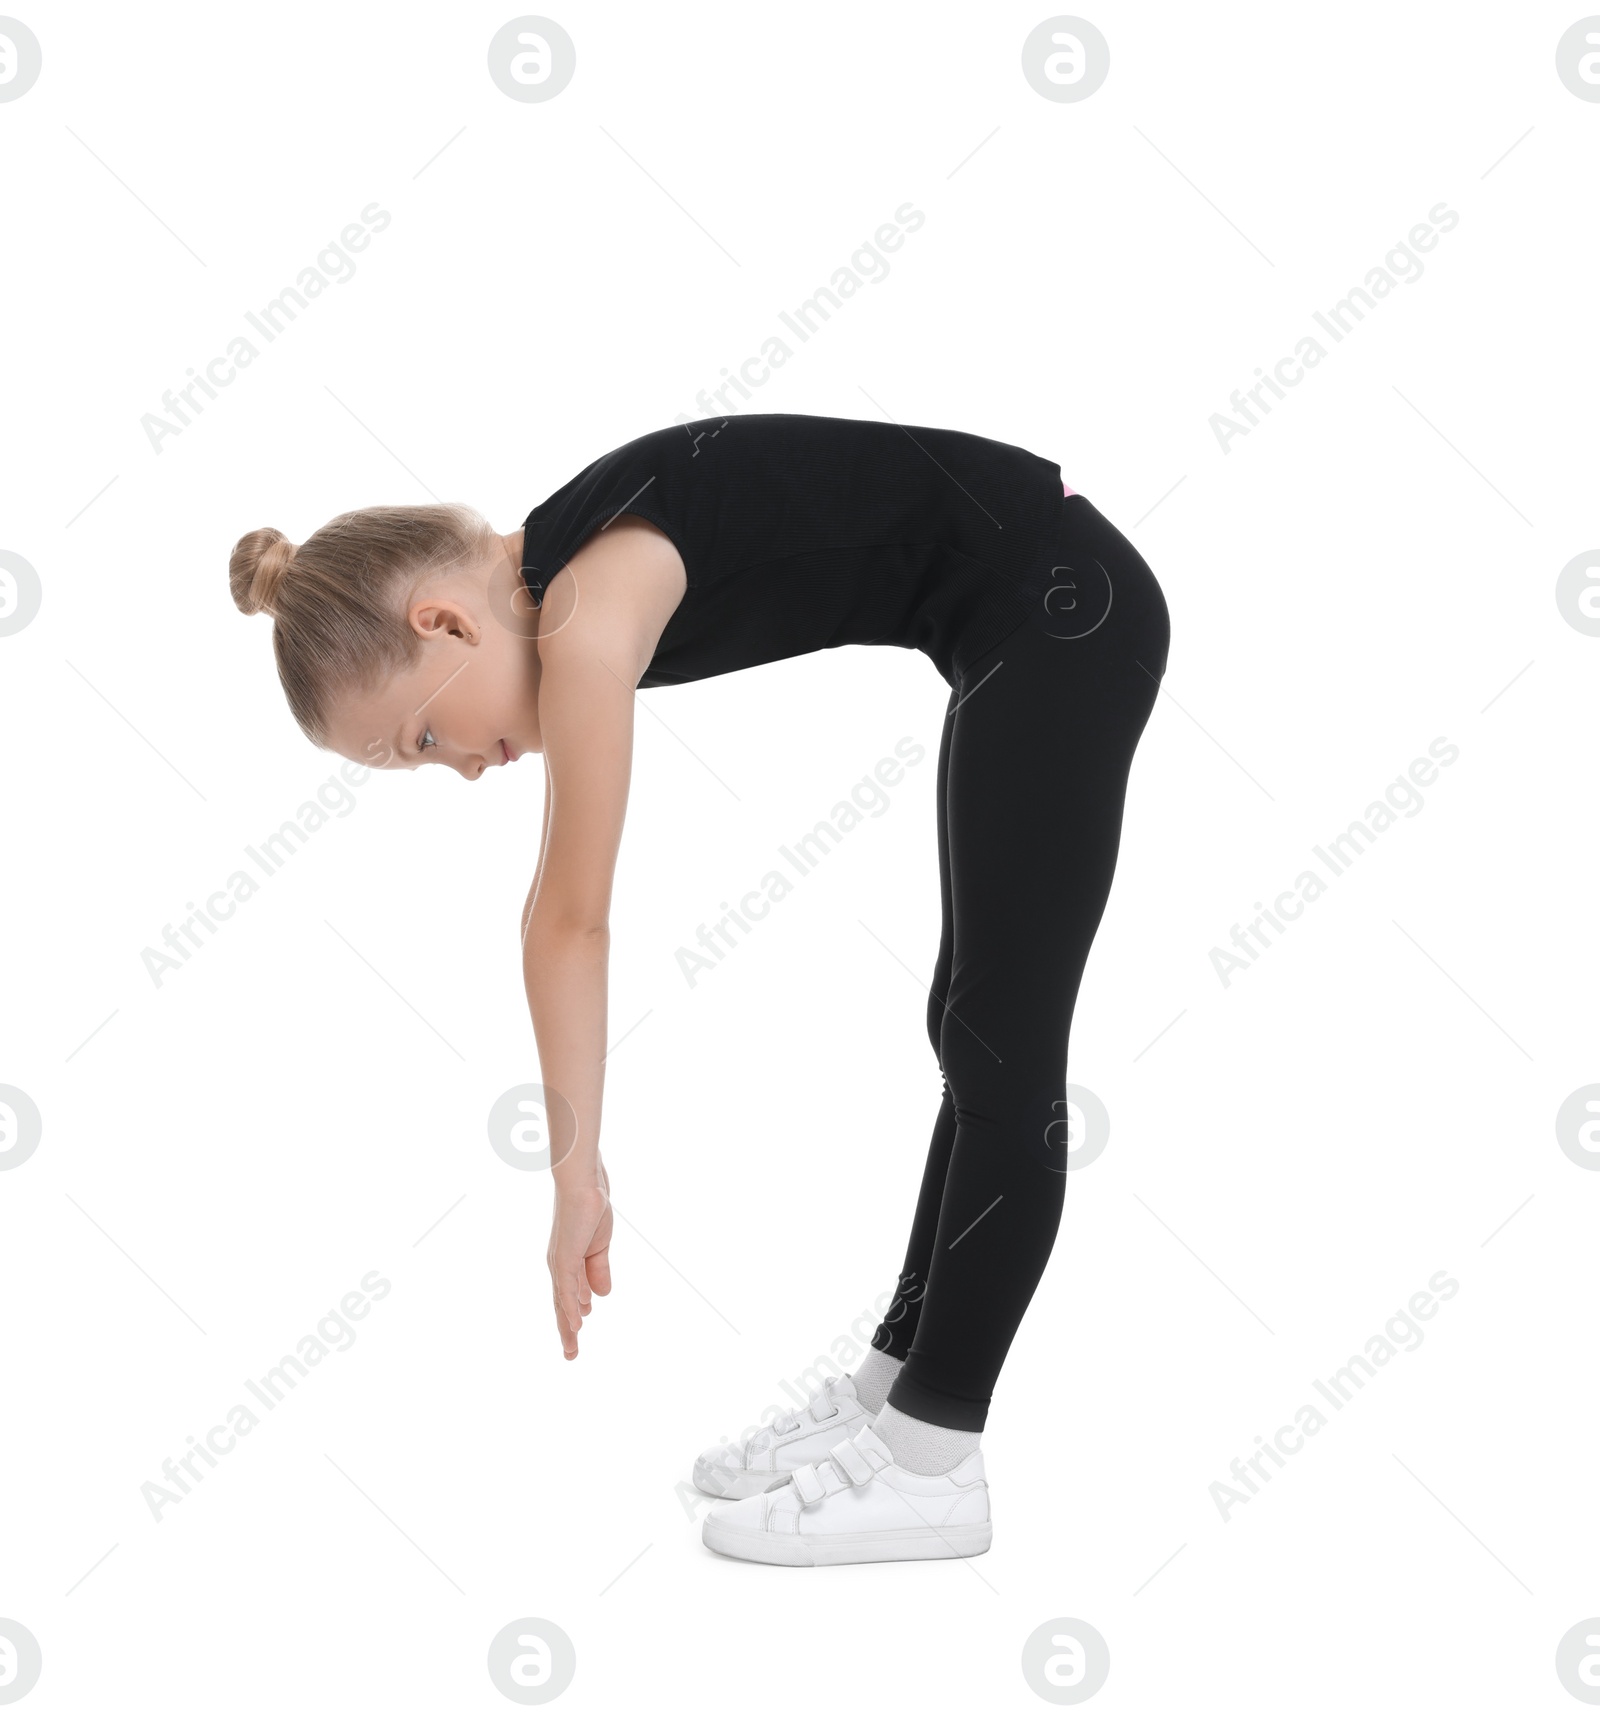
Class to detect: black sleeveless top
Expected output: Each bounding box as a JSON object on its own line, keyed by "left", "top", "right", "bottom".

{"left": 518, "top": 412, "right": 1066, "bottom": 688}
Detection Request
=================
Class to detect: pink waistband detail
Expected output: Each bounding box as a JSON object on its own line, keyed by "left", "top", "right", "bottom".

{"left": 1062, "top": 481, "right": 1078, "bottom": 497}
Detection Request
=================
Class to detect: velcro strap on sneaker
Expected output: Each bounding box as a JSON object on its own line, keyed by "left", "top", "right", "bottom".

{"left": 829, "top": 1437, "right": 877, "bottom": 1486}
{"left": 790, "top": 1462, "right": 825, "bottom": 1505}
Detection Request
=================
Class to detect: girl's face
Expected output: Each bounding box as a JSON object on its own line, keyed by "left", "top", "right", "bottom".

{"left": 325, "top": 533, "right": 542, "bottom": 776}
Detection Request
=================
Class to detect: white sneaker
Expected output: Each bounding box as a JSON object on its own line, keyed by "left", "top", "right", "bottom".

{"left": 692, "top": 1374, "right": 872, "bottom": 1499}
{"left": 701, "top": 1424, "right": 992, "bottom": 1566}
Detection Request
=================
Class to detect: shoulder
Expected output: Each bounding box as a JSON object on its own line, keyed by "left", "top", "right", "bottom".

{"left": 535, "top": 514, "right": 687, "bottom": 687}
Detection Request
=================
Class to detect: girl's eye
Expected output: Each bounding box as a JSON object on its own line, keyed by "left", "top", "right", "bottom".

{"left": 420, "top": 726, "right": 437, "bottom": 751}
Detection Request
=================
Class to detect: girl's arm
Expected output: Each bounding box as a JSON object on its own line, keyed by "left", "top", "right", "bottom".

{"left": 519, "top": 776, "right": 550, "bottom": 945}
{"left": 522, "top": 573, "right": 642, "bottom": 1359}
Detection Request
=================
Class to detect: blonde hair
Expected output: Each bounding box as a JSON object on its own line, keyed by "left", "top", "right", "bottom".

{"left": 229, "top": 504, "right": 500, "bottom": 747}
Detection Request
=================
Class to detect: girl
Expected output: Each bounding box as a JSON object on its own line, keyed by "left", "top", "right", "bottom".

{"left": 229, "top": 411, "right": 1171, "bottom": 1567}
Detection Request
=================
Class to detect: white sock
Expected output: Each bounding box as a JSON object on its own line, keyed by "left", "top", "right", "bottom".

{"left": 870, "top": 1402, "right": 981, "bottom": 1475}
{"left": 845, "top": 1348, "right": 902, "bottom": 1415}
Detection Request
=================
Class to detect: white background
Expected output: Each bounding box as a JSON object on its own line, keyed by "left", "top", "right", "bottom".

{"left": 2, "top": 1, "right": 1597, "bottom": 1716}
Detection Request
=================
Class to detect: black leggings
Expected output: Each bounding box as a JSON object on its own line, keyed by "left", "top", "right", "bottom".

{"left": 872, "top": 495, "right": 1172, "bottom": 1432}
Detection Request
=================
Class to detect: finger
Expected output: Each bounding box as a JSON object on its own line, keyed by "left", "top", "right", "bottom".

{"left": 586, "top": 1245, "right": 612, "bottom": 1297}
{"left": 558, "top": 1269, "right": 588, "bottom": 1346}
{"left": 553, "top": 1288, "right": 578, "bottom": 1359}
{"left": 550, "top": 1255, "right": 583, "bottom": 1343}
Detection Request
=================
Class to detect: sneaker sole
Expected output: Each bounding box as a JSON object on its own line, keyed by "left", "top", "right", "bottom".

{"left": 701, "top": 1518, "right": 993, "bottom": 1566}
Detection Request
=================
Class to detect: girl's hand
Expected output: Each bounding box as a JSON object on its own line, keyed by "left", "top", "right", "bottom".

{"left": 547, "top": 1177, "right": 612, "bottom": 1358}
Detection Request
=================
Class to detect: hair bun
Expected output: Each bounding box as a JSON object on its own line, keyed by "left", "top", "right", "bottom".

{"left": 229, "top": 528, "right": 296, "bottom": 616}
